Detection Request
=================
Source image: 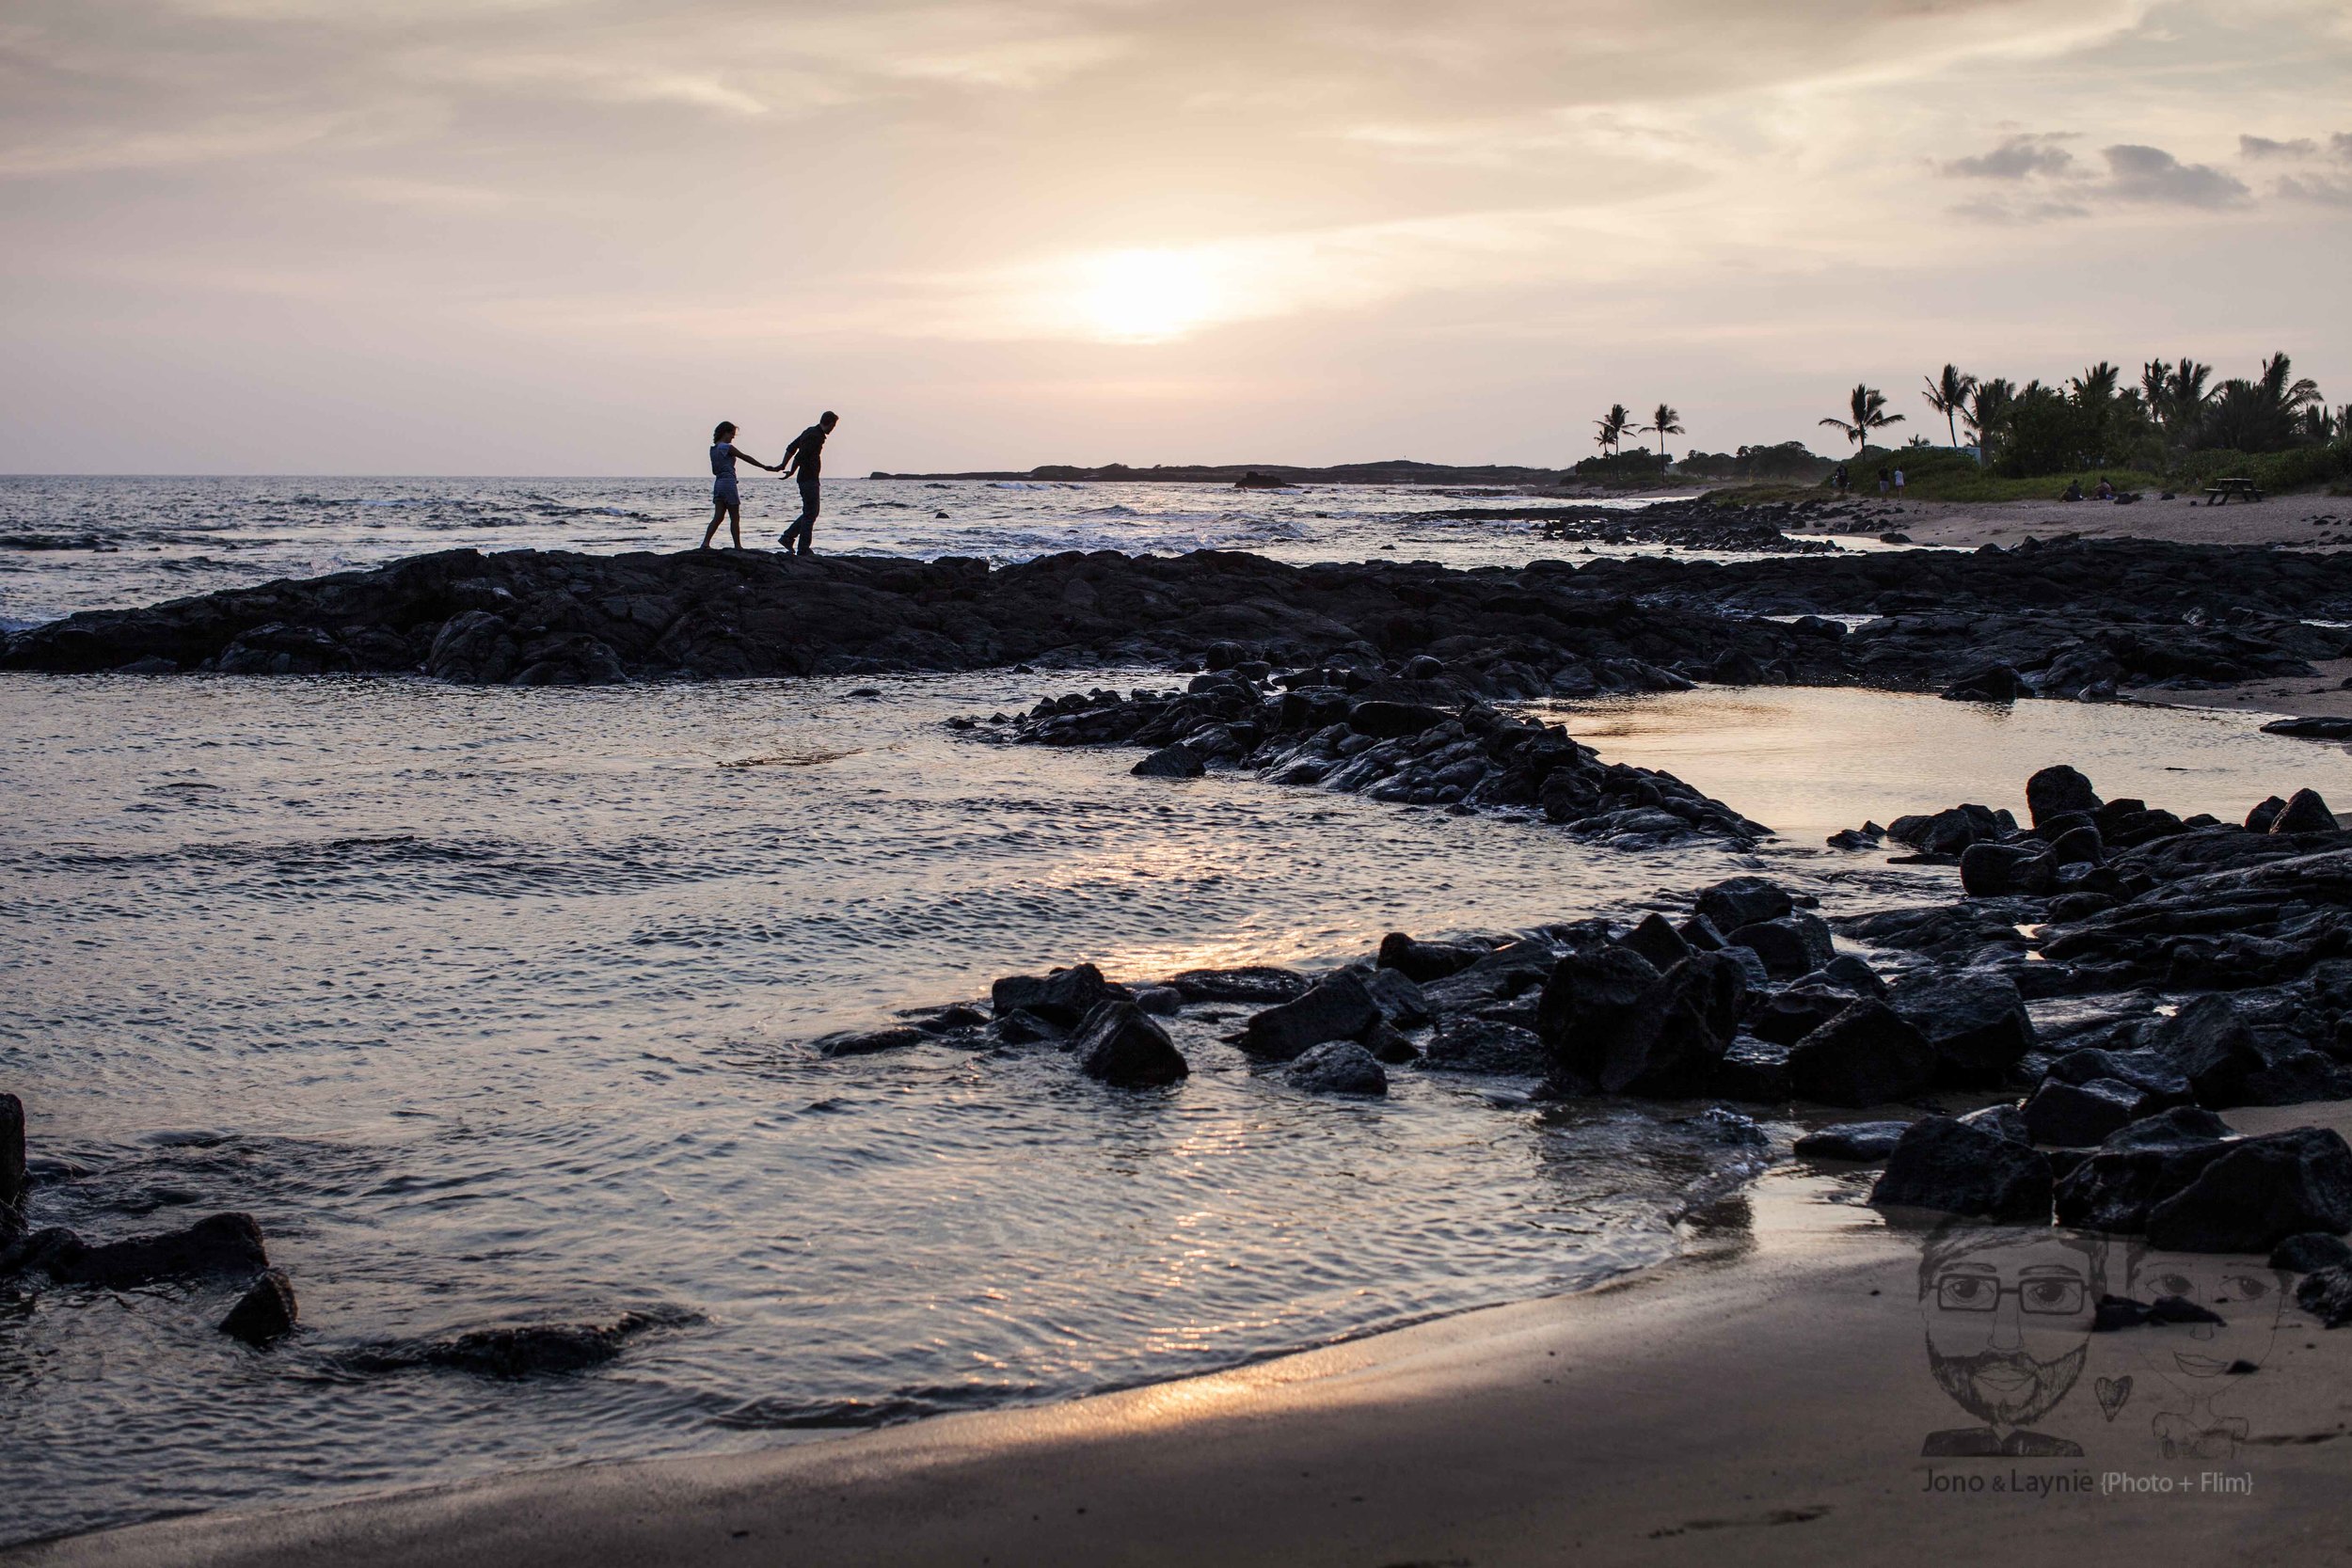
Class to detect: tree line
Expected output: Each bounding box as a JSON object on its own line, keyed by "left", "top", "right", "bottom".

{"left": 1587, "top": 352, "right": 2348, "bottom": 485}
{"left": 1822, "top": 354, "right": 2345, "bottom": 478}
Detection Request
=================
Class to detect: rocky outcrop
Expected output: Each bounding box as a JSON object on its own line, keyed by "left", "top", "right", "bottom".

{"left": 998, "top": 669, "right": 1771, "bottom": 847}
{"left": 11, "top": 537, "right": 2350, "bottom": 700}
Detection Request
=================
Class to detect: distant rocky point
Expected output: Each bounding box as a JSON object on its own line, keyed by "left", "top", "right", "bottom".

{"left": 866, "top": 460, "right": 1572, "bottom": 486}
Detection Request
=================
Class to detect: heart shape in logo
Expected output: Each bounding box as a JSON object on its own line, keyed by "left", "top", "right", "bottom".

{"left": 2095, "top": 1374, "right": 2133, "bottom": 1421}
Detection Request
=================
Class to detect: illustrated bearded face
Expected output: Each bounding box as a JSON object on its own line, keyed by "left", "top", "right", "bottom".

{"left": 1919, "top": 1227, "right": 2101, "bottom": 1430}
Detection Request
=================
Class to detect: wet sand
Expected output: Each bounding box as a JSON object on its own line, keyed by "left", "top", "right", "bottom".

{"left": 24, "top": 1103, "right": 2352, "bottom": 1568}
{"left": 1830, "top": 493, "right": 2352, "bottom": 551}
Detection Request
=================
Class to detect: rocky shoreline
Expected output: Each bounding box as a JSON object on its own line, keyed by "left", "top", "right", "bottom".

{"left": 6, "top": 539, "right": 2351, "bottom": 702}
{"left": 14, "top": 761, "right": 2352, "bottom": 1392}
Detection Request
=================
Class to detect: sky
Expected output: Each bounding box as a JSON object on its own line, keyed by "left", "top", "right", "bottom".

{"left": 4, "top": 0, "right": 2349, "bottom": 475}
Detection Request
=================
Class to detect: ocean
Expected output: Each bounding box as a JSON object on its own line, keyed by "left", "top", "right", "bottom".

{"left": 4, "top": 476, "right": 2344, "bottom": 1544}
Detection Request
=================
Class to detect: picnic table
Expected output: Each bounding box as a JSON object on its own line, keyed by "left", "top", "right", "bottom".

{"left": 2205, "top": 477, "right": 2264, "bottom": 505}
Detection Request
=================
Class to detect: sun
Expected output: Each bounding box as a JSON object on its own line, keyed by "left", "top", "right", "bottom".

{"left": 1075, "top": 247, "right": 1218, "bottom": 342}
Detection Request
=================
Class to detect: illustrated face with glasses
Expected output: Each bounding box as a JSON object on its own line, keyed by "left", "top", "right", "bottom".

{"left": 1919, "top": 1226, "right": 2103, "bottom": 1441}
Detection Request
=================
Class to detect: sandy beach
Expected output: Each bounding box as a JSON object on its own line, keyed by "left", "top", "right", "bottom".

{"left": 22, "top": 1100, "right": 2351, "bottom": 1568}
{"left": 1824, "top": 493, "right": 2352, "bottom": 553}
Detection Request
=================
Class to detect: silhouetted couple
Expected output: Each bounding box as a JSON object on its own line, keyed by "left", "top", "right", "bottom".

{"left": 700, "top": 410, "right": 839, "bottom": 553}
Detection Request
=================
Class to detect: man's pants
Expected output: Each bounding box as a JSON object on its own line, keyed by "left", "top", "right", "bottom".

{"left": 780, "top": 475, "right": 820, "bottom": 553}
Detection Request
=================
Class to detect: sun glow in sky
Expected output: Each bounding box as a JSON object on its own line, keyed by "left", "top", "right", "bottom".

{"left": 1, "top": 0, "right": 2347, "bottom": 473}
{"left": 1075, "top": 249, "right": 1222, "bottom": 343}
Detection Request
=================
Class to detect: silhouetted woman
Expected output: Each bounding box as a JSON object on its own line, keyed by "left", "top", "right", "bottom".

{"left": 701, "top": 421, "right": 781, "bottom": 549}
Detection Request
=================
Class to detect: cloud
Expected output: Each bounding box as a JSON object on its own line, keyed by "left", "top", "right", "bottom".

{"left": 2277, "top": 173, "right": 2352, "bottom": 206}
{"left": 1942, "top": 133, "right": 2077, "bottom": 179}
{"left": 2240, "top": 134, "right": 2318, "bottom": 159}
{"left": 2100, "top": 143, "right": 2251, "bottom": 206}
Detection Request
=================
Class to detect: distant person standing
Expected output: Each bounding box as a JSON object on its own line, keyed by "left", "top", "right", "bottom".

{"left": 1834, "top": 462, "right": 1850, "bottom": 495}
{"left": 1876, "top": 467, "right": 1890, "bottom": 496}
{"left": 777, "top": 410, "right": 840, "bottom": 556}
{"left": 702, "top": 421, "right": 782, "bottom": 550}
{"left": 1892, "top": 466, "right": 1906, "bottom": 499}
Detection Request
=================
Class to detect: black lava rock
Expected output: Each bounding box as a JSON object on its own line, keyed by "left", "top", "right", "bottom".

{"left": 2146, "top": 1126, "right": 2352, "bottom": 1253}
{"left": 1284, "top": 1040, "right": 1388, "bottom": 1096}
{"left": 1073, "top": 1001, "right": 1189, "bottom": 1086}
{"left": 1376, "top": 932, "right": 1485, "bottom": 983}
{"left": 40, "top": 1212, "right": 268, "bottom": 1289}
{"left": 1236, "top": 971, "right": 1378, "bottom": 1060}
{"left": 1788, "top": 1001, "right": 1938, "bottom": 1107}
{"left": 219, "top": 1268, "right": 299, "bottom": 1346}
{"left": 991, "top": 963, "right": 1122, "bottom": 1027}
{"left": 1132, "top": 743, "right": 1205, "bottom": 778}
{"left": 1694, "top": 877, "right": 1791, "bottom": 934}
{"left": 1420, "top": 1017, "right": 1548, "bottom": 1074}
{"left": 1891, "top": 971, "right": 2034, "bottom": 1087}
{"left": 2271, "top": 787, "right": 2339, "bottom": 834}
{"left": 815, "top": 1026, "right": 929, "bottom": 1058}
{"left": 2026, "top": 765, "right": 2104, "bottom": 829}
{"left": 2295, "top": 1265, "right": 2352, "bottom": 1327}
{"left": 2271, "top": 1232, "right": 2352, "bottom": 1274}
{"left": 1871, "top": 1116, "right": 2055, "bottom": 1222}
{"left": 1793, "top": 1120, "right": 1912, "bottom": 1161}
{"left": 2025, "top": 1076, "right": 2159, "bottom": 1148}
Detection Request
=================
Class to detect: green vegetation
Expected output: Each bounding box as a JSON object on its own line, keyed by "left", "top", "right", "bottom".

{"left": 1581, "top": 350, "right": 2351, "bottom": 498}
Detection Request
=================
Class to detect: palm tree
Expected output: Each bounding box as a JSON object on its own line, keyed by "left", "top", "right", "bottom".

{"left": 2068, "top": 362, "right": 2122, "bottom": 462}
{"left": 1641, "top": 403, "right": 1684, "bottom": 471}
{"left": 1963, "top": 377, "right": 2015, "bottom": 452}
{"left": 1593, "top": 404, "right": 1635, "bottom": 456}
{"left": 1819, "top": 383, "right": 1904, "bottom": 455}
{"left": 2259, "top": 352, "right": 2323, "bottom": 420}
{"left": 2141, "top": 357, "right": 2214, "bottom": 451}
{"left": 1921, "top": 365, "right": 1977, "bottom": 449}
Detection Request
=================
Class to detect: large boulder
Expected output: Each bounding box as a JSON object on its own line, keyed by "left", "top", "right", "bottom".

{"left": 2147, "top": 995, "right": 2265, "bottom": 1108}
{"left": 2145, "top": 1127, "right": 2352, "bottom": 1253}
{"left": 1376, "top": 932, "right": 1484, "bottom": 984}
{"left": 2024, "top": 1077, "right": 2160, "bottom": 1148}
{"left": 1870, "top": 1116, "right": 2055, "bottom": 1222}
{"left": 1420, "top": 1017, "right": 1548, "bottom": 1075}
{"left": 1357, "top": 966, "right": 1432, "bottom": 1029}
{"left": 1073, "top": 1001, "right": 1189, "bottom": 1086}
{"left": 1694, "top": 877, "right": 1791, "bottom": 935}
{"left": 1542, "top": 948, "right": 1745, "bottom": 1098}
{"left": 1236, "top": 971, "right": 1379, "bottom": 1060}
{"left": 1787, "top": 1002, "right": 1937, "bottom": 1107}
{"left": 992, "top": 963, "right": 1121, "bottom": 1027}
{"left": 1132, "top": 744, "right": 1205, "bottom": 779}
{"left": 2270, "top": 788, "right": 2339, "bottom": 835}
{"left": 1724, "top": 912, "right": 1836, "bottom": 980}
{"left": 1890, "top": 971, "right": 2033, "bottom": 1086}
{"left": 1959, "top": 842, "right": 2054, "bottom": 897}
{"left": 2053, "top": 1110, "right": 2237, "bottom": 1233}
{"left": 1284, "top": 1040, "right": 1389, "bottom": 1097}
{"left": 2026, "top": 765, "right": 2103, "bottom": 830}
{"left": 40, "top": 1212, "right": 268, "bottom": 1289}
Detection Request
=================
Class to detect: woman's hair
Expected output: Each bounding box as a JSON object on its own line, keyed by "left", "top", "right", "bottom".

{"left": 712, "top": 421, "right": 737, "bottom": 442}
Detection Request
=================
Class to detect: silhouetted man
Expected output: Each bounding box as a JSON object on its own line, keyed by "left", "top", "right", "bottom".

{"left": 778, "top": 410, "right": 839, "bottom": 555}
